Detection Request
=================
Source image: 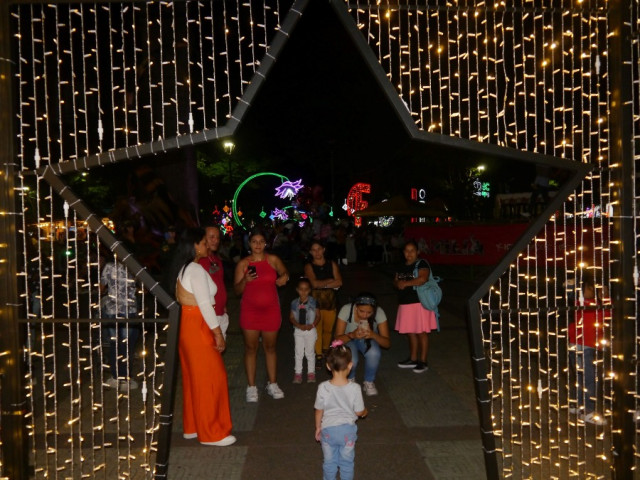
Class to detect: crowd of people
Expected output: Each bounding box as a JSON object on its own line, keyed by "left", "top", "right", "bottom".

{"left": 86, "top": 218, "right": 438, "bottom": 479}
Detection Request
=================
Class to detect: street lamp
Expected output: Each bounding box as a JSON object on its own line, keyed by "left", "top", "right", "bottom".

{"left": 223, "top": 140, "right": 235, "bottom": 186}
{"left": 223, "top": 141, "right": 235, "bottom": 155}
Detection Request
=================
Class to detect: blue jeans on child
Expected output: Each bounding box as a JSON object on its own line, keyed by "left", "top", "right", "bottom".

{"left": 569, "top": 344, "right": 596, "bottom": 413}
{"left": 347, "top": 338, "right": 381, "bottom": 383}
{"left": 320, "top": 423, "right": 358, "bottom": 480}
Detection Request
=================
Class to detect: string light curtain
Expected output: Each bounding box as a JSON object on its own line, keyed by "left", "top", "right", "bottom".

{"left": 13, "top": 1, "right": 293, "bottom": 169}
{"left": 6, "top": 0, "right": 639, "bottom": 478}
{"left": 347, "top": 0, "right": 637, "bottom": 478}
{"left": 10, "top": 1, "right": 295, "bottom": 478}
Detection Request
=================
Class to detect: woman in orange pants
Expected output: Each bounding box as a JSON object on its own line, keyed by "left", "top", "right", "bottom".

{"left": 171, "top": 227, "right": 235, "bottom": 446}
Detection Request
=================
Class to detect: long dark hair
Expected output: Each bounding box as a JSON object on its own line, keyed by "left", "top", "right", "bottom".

{"left": 167, "top": 227, "right": 205, "bottom": 295}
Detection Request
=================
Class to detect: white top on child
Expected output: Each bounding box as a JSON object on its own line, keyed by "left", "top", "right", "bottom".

{"left": 314, "top": 381, "right": 365, "bottom": 429}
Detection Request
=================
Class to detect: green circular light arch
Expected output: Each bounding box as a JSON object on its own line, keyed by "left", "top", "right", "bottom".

{"left": 232, "top": 172, "right": 289, "bottom": 228}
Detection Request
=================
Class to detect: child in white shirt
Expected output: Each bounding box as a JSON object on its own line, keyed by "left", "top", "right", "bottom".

{"left": 314, "top": 340, "right": 368, "bottom": 480}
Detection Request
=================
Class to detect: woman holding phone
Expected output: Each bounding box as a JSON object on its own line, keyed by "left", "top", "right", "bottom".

{"left": 234, "top": 229, "right": 290, "bottom": 402}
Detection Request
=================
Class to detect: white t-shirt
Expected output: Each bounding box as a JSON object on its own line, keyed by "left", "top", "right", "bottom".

{"left": 337, "top": 304, "right": 387, "bottom": 335}
{"left": 178, "top": 262, "right": 219, "bottom": 329}
{"left": 314, "top": 380, "right": 365, "bottom": 429}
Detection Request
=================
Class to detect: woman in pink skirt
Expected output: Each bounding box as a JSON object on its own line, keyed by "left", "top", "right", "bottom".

{"left": 393, "top": 240, "right": 438, "bottom": 374}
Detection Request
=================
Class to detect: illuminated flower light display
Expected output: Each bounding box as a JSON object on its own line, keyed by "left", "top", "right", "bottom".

{"left": 275, "top": 179, "right": 303, "bottom": 199}
{"left": 270, "top": 208, "right": 289, "bottom": 221}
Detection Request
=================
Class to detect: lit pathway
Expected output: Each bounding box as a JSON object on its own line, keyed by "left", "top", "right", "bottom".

{"left": 167, "top": 262, "right": 485, "bottom": 480}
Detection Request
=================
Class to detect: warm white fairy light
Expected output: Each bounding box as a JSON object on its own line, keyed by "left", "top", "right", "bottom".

{"left": 6, "top": 0, "right": 636, "bottom": 477}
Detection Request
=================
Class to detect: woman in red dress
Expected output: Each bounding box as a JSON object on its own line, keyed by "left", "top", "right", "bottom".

{"left": 234, "top": 230, "right": 289, "bottom": 402}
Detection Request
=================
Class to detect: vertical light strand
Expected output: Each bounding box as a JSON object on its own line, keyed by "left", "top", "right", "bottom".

{"left": 222, "top": 0, "right": 232, "bottom": 120}
{"left": 414, "top": 5, "right": 426, "bottom": 129}
{"left": 156, "top": 2, "right": 167, "bottom": 141}
{"left": 196, "top": 1, "right": 208, "bottom": 129}
{"left": 184, "top": 0, "right": 195, "bottom": 133}
{"left": 145, "top": 1, "right": 158, "bottom": 141}
{"left": 208, "top": 0, "right": 220, "bottom": 127}
{"left": 235, "top": 0, "right": 245, "bottom": 95}
{"left": 107, "top": 4, "right": 118, "bottom": 152}
{"left": 15, "top": 7, "right": 37, "bottom": 471}
{"left": 78, "top": 5, "right": 91, "bottom": 159}
{"left": 169, "top": 2, "right": 180, "bottom": 137}
{"left": 451, "top": 6, "right": 462, "bottom": 137}
{"left": 246, "top": 0, "right": 257, "bottom": 74}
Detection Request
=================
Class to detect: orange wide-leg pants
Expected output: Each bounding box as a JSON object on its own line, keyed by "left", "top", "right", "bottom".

{"left": 179, "top": 306, "right": 232, "bottom": 443}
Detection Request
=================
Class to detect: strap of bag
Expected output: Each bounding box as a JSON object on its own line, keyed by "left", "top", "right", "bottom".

{"left": 413, "top": 259, "right": 433, "bottom": 282}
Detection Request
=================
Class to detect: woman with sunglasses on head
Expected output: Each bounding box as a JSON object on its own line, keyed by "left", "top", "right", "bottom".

{"left": 333, "top": 293, "right": 390, "bottom": 396}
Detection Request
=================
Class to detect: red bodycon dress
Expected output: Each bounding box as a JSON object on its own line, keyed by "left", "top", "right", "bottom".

{"left": 239, "top": 259, "right": 282, "bottom": 331}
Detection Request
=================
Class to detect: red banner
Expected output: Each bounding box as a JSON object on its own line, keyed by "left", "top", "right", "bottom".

{"left": 405, "top": 221, "right": 608, "bottom": 267}
{"left": 404, "top": 223, "right": 529, "bottom": 265}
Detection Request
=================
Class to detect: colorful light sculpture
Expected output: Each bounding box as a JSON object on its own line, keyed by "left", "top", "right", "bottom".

{"left": 232, "top": 172, "right": 290, "bottom": 227}
{"left": 345, "top": 183, "right": 371, "bottom": 227}
{"left": 275, "top": 179, "right": 303, "bottom": 199}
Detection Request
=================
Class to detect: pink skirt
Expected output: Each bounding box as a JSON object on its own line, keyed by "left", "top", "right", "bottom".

{"left": 395, "top": 303, "right": 439, "bottom": 334}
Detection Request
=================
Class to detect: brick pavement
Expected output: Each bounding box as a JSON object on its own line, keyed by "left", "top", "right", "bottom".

{"left": 167, "top": 262, "right": 486, "bottom": 479}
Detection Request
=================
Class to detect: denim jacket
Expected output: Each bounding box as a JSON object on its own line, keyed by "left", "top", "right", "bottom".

{"left": 290, "top": 297, "right": 318, "bottom": 325}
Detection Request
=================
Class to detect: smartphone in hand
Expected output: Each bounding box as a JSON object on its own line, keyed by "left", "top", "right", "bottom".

{"left": 247, "top": 264, "right": 257, "bottom": 276}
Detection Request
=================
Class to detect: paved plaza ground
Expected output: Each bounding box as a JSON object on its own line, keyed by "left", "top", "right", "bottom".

{"left": 166, "top": 261, "right": 486, "bottom": 480}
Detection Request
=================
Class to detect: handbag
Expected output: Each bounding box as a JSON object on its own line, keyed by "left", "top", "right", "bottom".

{"left": 413, "top": 260, "right": 442, "bottom": 328}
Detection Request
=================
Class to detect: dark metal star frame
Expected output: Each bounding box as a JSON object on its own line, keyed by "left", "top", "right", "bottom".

{"left": 5, "top": 0, "right": 594, "bottom": 478}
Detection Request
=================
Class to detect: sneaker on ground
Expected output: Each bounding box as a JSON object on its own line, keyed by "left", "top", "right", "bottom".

{"left": 363, "top": 381, "right": 378, "bottom": 396}
{"left": 246, "top": 385, "right": 259, "bottom": 403}
{"left": 183, "top": 432, "right": 198, "bottom": 440}
{"left": 307, "top": 372, "right": 316, "bottom": 383}
{"left": 581, "top": 411, "right": 607, "bottom": 425}
{"left": 397, "top": 358, "right": 418, "bottom": 369}
{"left": 266, "top": 382, "right": 285, "bottom": 399}
{"left": 412, "top": 362, "right": 428, "bottom": 374}
{"left": 201, "top": 435, "right": 236, "bottom": 447}
{"left": 293, "top": 373, "right": 303, "bottom": 384}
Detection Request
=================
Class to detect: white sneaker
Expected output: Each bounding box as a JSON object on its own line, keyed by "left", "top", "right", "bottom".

{"left": 363, "top": 381, "right": 378, "bottom": 396}
{"left": 265, "top": 382, "right": 284, "bottom": 399}
{"left": 580, "top": 411, "right": 607, "bottom": 425}
{"left": 183, "top": 433, "right": 198, "bottom": 440}
{"left": 201, "top": 435, "right": 236, "bottom": 447}
{"left": 246, "top": 385, "right": 259, "bottom": 403}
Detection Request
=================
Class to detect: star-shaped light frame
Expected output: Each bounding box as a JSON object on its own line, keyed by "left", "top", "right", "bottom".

{"left": 24, "top": 0, "right": 592, "bottom": 477}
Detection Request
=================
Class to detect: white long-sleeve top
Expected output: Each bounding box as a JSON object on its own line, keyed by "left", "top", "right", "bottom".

{"left": 178, "top": 262, "right": 219, "bottom": 329}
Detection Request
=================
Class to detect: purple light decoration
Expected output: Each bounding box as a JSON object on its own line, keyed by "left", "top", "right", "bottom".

{"left": 275, "top": 179, "right": 303, "bottom": 199}
{"left": 272, "top": 208, "right": 289, "bottom": 221}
